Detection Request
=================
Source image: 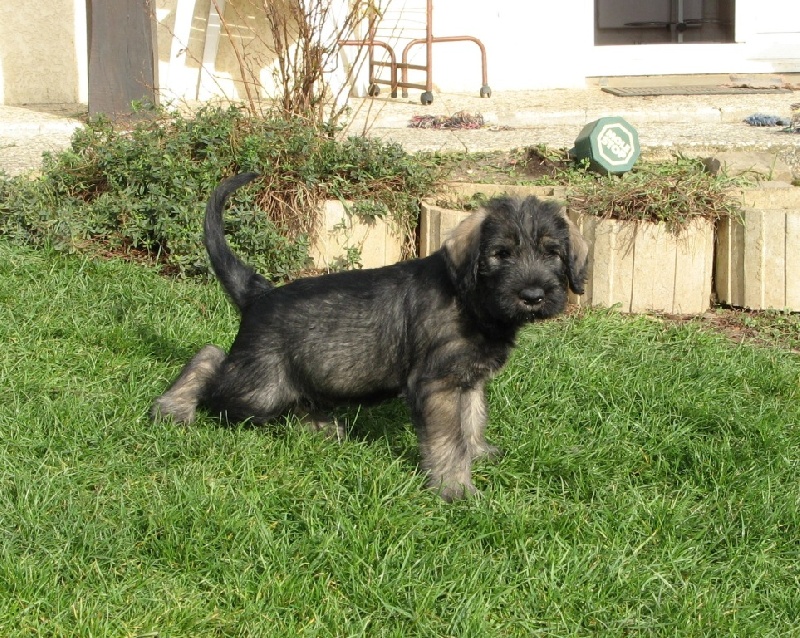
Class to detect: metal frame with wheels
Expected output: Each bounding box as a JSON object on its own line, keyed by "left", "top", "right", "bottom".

{"left": 339, "top": 0, "right": 490, "bottom": 105}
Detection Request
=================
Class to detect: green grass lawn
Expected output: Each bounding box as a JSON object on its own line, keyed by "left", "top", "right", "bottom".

{"left": 1, "top": 240, "right": 799, "bottom": 636}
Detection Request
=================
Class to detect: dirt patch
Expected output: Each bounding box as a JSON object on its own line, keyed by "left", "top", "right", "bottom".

{"left": 442, "top": 148, "right": 572, "bottom": 184}
{"left": 656, "top": 308, "right": 800, "bottom": 353}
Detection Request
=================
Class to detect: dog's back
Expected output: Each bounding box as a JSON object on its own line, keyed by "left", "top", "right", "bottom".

{"left": 216, "top": 250, "right": 463, "bottom": 411}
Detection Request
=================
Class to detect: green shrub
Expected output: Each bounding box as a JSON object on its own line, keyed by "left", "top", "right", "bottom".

{"left": 0, "top": 104, "right": 443, "bottom": 279}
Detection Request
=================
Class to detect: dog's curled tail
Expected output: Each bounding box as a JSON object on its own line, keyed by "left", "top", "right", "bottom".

{"left": 204, "top": 172, "right": 272, "bottom": 311}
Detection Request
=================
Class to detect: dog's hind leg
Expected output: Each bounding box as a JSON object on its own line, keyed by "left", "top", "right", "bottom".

{"left": 297, "top": 410, "right": 346, "bottom": 442}
{"left": 409, "top": 381, "right": 475, "bottom": 501}
{"left": 461, "top": 382, "right": 502, "bottom": 462}
{"left": 151, "top": 345, "right": 226, "bottom": 424}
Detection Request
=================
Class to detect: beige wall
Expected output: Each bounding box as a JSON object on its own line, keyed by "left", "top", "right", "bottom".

{"left": 1, "top": 0, "right": 799, "bottom": 105}
{"left": 0, "top": 0, "right": 87, "bottom": 104}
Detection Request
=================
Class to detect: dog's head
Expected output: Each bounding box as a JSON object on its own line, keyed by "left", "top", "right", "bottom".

{"left": 444, "top": 195, "right": 588, "bottom": 327}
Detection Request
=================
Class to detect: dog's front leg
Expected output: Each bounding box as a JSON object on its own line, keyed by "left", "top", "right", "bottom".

{"left": 409, "top": 380, "right": 475, "bottom": 501}
{"left": 460, "top": 382, "right": 502, "bottom": 462}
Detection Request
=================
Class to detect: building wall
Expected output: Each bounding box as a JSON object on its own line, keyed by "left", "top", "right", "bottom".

{"left": 362, "top": 0, "right": 593, "bottom": 94}
{"left": 0, "top": 0, "right": 87, "bottom": 104}
{"left": 0, "top": 0, "right": 798, "bottom": 106}
{"left": 587, "top": 0, "right": 800, "bottom": 77}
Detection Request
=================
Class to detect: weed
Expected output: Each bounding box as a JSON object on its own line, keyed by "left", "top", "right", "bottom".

{"left": 439, "top": 150, "right": 745, "bottom": 231}
{"left": 566, "top": 154, "right": 744, "bottom": 230}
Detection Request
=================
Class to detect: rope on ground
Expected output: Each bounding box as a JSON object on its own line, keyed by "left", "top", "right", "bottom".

{"left": 408, "top": 111, "right": 485, "bottom": 130}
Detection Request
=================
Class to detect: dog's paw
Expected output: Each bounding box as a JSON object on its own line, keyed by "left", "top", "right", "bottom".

{"left": 473, "top": 444, "right": 504, "bottom": 463}
{"left": 151, "top": 395, "right": 196, "bottom": 424}
{"left": 319, "top": 419, "right": 346, "bottom": 443}
{"left": 301, "top": 412, "right": 346, "bottom": 443}
{"left": 434, "top": 480, "right": 478, "bottom": 503}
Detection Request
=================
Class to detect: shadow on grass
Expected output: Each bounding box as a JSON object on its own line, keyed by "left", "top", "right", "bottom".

{"left": 337, "top": 400, "right": 419, "bottom": 463}
{"left": 190, "top": 397, "right": 423, "bottom": 470}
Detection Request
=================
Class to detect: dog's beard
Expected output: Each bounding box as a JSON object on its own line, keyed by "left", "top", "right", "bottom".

{"left": 508, "top": 284, "right": 567, "bottom": 322}
{"left": 478, "top": 268, "right": 568, "bottom": 326}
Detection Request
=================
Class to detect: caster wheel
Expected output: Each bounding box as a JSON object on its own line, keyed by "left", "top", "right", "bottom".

{"left": 421, "top": 91, "right": 434, "bottom": 105}
{"left": 480, "top": 85, "right": 492, "bottom": 98}
{"left": 368, "top": 84, "right": 380, "bottom": 97}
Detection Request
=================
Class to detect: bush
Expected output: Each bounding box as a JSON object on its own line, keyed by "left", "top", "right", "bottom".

{"left": 0, "top": 104, "right": 443, "bottom": 279}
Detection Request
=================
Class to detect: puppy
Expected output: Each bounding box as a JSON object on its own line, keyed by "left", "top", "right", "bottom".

{"left": 153, "top": 173, "right": 588, "bottom": 500}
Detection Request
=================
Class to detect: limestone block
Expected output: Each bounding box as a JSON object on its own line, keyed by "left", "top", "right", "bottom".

{"left": 716, "top": 186, "right": 800, "bottom": 310}
{"left": 310, "top": 200, "right": 403, "bottom": 270}
{"left": 419, "top": 202, "right": 472, "bottom": 257}
{"left": 569, "top": 214, "right": 714, "bottom": 314}
{"left": 703, "top": 152, "right": 794, "bottom": 184}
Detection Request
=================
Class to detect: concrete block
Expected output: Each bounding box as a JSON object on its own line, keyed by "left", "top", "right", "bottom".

{"left": 569, "top": 214, "right": 714, "bottom": 314}
{"left": 310, "top": 200, "right": 404, "bottom": 270}
{"left": 735, "top": 183, "right": 800, "bottom": 209}
{"left": 715, "top": 186, "right": 800, "bottom": 310}
{"left": 704, "top": 152, "right": 794, "bottom": 184}
{"left": 419, "top": 202, "right": 471, "bottom": 257}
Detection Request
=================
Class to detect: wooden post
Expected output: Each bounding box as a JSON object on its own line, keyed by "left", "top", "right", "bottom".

{"left": 87, "top": 0, "right": 159, "bottom": 119}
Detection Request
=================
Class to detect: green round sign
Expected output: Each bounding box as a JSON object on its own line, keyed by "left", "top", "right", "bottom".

{"left": 570, "top": 116, "right": 641, "bottom": 174}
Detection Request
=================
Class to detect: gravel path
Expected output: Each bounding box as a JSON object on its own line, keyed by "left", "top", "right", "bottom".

{"left": 0, "top": 104, "right": 83, "bottom": 177}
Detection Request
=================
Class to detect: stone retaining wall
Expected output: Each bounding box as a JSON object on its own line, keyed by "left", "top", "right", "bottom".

{"left": 311, "top": 200, "right": 404, "bottom": 271}
{"left": 716, "top": 185, "right": 800, "bottom": 311}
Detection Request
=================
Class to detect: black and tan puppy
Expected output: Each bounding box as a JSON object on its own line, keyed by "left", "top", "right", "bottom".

{"left": 153, "top": 173, "right": 588, "bottom": 500}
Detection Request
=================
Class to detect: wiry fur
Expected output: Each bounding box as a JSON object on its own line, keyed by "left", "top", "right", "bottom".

{"left": 152, "top": 173, "right": 588, "bottom": 500}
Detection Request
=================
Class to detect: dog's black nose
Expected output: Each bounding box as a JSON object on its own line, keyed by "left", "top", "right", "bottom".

{"left": 519, "top": 287, "right": 545, "bottom": 306}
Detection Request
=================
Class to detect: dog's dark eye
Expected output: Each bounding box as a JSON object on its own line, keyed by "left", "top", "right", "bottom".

{"left": 492, "top": 248, "right": 512, "bottom": 260}
{"left": 541, "top": 240, "right": 562, "bottom": 257}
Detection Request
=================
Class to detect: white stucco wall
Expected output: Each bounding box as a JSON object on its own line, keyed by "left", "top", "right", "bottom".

{"left": 1, "top": 0, "right": 798, "bottom": 105}
{"left": 589, "top": 0, "right": 800, "bottom": 77}
{"left": 366, "top": 0, "right": 593, "bottom": 94}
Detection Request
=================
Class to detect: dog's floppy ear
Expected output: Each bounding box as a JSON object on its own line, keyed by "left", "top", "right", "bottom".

{"left": 561, "top": 210, "right": 589, "bottom": 295}
{"left": 443, "top": 210, "right": 487, "bottom": 284}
